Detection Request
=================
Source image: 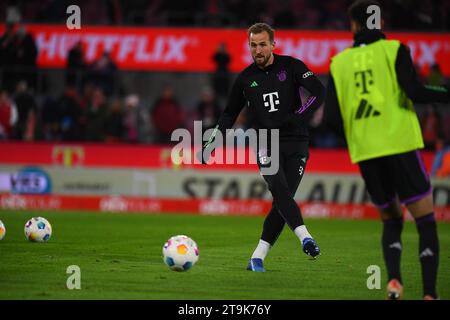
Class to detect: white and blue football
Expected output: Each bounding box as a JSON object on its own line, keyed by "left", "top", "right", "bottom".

{"left": 24, "top": 217, "right": 52, "bottom": 242}
{"left": 162, "top": 235, "right": 199, "bottom": 271}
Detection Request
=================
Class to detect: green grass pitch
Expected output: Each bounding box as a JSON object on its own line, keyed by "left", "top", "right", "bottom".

{"left": 0, "top": 209, "right": 448, "bottom": 300}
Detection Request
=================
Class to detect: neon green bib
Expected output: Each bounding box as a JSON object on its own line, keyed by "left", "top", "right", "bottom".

{"left": 330, "top": 39, "right": 423, "bottom": 163}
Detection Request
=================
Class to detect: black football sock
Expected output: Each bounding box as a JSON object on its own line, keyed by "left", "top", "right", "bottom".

{"left": 382, "top": 217, "right": 404, "bottom": 283}
{"left": 415, "top": 213, "right": 439, "bottom": 298}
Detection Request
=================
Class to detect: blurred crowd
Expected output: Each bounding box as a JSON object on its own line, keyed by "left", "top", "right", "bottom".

{"left": 1, "top": 0, "right": 449, "bottom": 30}
{"left": 0, "top": 0, "right": 449, "bottom": 177}
{"left": 0, "top": 22, "right": 231, "bottom": 145}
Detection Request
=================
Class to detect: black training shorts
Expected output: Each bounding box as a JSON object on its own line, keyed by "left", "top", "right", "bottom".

{"left": 358, "top": 150, "right": 432, "bottom": 208}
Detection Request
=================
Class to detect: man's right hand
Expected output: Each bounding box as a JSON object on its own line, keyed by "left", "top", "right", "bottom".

{"left": 196, "top": 143, "right": 213, "bottom": 165}
{"left": 197, "top": 125, "right": 219, "bottom": 164}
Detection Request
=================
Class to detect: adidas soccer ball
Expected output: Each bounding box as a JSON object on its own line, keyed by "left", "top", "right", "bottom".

{"left": 162, "top": 235, "right": 199, "bottom": 271}
{"left": 24, "top": 217, "right": 52, "bottom": 242}
{"left": 0, "top": 220, "right": 5, "bottom": 240}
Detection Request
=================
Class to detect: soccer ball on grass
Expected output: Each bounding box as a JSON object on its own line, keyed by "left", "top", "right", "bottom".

{"left": 24, "top": 217, "right": 52, "bottom": 242}
{"left": 0, "top": 220, "right": 5, "bottom": 240}
{"left": 162, "top": 235, "right": 199, "bottom": 271}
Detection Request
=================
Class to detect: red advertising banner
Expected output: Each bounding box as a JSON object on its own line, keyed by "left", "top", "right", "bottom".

{"left": 1, "top": 194, "right": 449, "bottom": 221}
{"left": 0, "top": 142, "right": 436, "bottom": 173}
{"left": 1, "top": 25, "right": 449, "bottom": 75}
{"left": 0, "top": 142, "right": 434, "bottom": 174}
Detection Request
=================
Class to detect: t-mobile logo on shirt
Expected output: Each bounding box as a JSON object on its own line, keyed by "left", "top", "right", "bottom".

{"left": 262, "top": 92, "right": 280, "bottom": 112}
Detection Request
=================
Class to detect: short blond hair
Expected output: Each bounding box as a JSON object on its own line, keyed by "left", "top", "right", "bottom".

{"left": 247, "top": 23, "right": 275, "bottom": 44}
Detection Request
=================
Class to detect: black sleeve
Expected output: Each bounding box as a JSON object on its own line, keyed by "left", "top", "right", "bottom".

{"left": 323, "top": 74, "right": 345, "bottom": 138}
{"left": 217, "top": 76, "right": 246, "bottom": 134}
{"left": 292, "top": 58, "right": 326, "bottom": 118}
{"left": 396, "top": 44, "right": 449, "bottom": 104}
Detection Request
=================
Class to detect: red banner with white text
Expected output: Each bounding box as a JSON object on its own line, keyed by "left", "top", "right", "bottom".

{"left": 0, "top": 141, "right": 423, "bottom": 173}
{"left": 1, "top": 194, "right": 449, "bottom": 221}
{"left": 1, "top": 25, "right": 449, "bottom": 75}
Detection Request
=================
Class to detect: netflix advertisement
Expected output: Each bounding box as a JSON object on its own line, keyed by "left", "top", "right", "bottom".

{"left": 1, "top": 24, "right": 449, "bottom": 75}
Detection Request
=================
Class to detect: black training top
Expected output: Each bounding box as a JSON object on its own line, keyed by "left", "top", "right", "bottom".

{"left": 216, "top": 53, "right": 325, "bottom": 141}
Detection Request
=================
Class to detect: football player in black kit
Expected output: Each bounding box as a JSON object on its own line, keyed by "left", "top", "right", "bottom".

{"left": 199, "top": 23, "right": 325, "bottom": 272}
